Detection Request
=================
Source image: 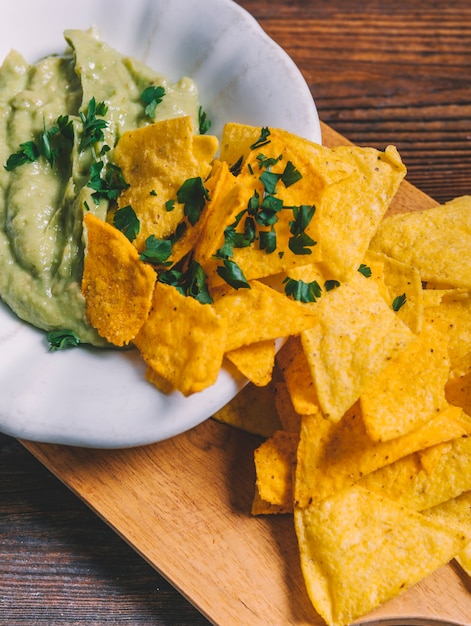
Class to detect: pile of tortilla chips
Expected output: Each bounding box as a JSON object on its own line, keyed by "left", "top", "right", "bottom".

{"left": 81, "top": 115, "right": 471, "bottom": 625}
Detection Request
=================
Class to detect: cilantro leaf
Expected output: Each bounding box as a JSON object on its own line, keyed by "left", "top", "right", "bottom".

{"left": 256, "top": 153, "right": 282, "bottom": 169}
{"left": 140, "top": 235, "right": 172, "bottom": 266}
{"left": 176, "top": 177, "right": 209, "bottom": 226}
{"left": 79, "top": 97, "right": 109, "bottom": 151}
{"left": 260, "top": 170, "right": 281, "bottom": 195}
{"left": 259, "top": 227, "right": 277, "bottom": 253}
{"left": 358, "top": 263, "right": 372, "bottom": 278}
{"left": 229, "top": 155, "right": 243, "bottom": 177}
{"left": 158, "top": 259, "right": 212, "bottom": 304}
{"left": 88, "top": 162, "right": 129, "bottom": 204}
{"left": 198, "top": 105, "right": 211, "bottom": 134}
{"left": 216, "top": 259, "right": 250, "bottom": 290}
{"left": 250, "top": 127, "right": 271, "bottom": 150}
{"left": 281, "top": 160, "right": 302, "bottom": 187}
{"left": 283, "top": 277, "right": 322, "bottom": 303}
{"left": 324, "top": 279, "right": 341, "bottom": 291}
{"left": 288, "top": 232, "right": 317, "bottom": 255}
{"left": 113, "top": 205, "right": 140, "bottom": 242}
{"left": 141, "top": 85, "right": 166, "bottom": 119}
{"left": 47, "top": 329, "right": 81, "bottom": 351}
{"left": 4, "top": 141, "right": 39, "bottom": 170}
{"left": 392, "top": 293, "right": 407, "bottom": 311}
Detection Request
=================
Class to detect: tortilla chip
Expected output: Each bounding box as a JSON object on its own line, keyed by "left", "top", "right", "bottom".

{"left": 359, "top": 430, "right": 471, "bottom": 511}
{"left": 423, "top": 288, "right": 471, "bottom": 369}
{"left": 212, "top": 279, "right": 318, "bottom": 352}
{"left": 294, "top": 484, "right": 468, "bottom": 626}
{"left": 276, "top": 335, "right": 320, "bottom": 416}
{"left": 253, "top": 430, "right": 298, "bottom": 513}
{"left": 133, "top": 281, "right": 226, "bottom": 395}
{"left": 365, "top": 249, "right": 424, "bottom": 334}
{"left": 294, "top": 403, "right": 471, "bottom": 509}
{"left": 369, "top": 195, "right": 471, "bottom": 289}
{"left": 225, "top": 340, "right": 276, "bottom": 387}
{"left": 274, "top": 381, "right": 302, "bottom": 433}
{"left": 446, "top": 352, "right": 471, "bottom": 416}
{"left": 82, "top": 213, "right": 156, "bottom": 346}
{"left": 113, "top": 116, "right": 218, "bottom": 252}
{"left": 301, "top": 270, "right": 414, "bottom": 422}
{"left": 212, "top": 379, "right": 281, "bottom": 438}
{"left": 360, "top": 322, "right": 450, "bottom": 441}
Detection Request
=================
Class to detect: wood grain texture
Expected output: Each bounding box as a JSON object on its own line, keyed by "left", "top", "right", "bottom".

{"left": 2, "top": 1, "right": 471, "bottom": 624}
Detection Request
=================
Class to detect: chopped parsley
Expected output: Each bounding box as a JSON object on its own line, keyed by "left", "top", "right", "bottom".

{"left": 325, "top": 279, "right": 341, "bottom": 291}
{"left": 283, "top": 277, "right": 322, "bottom": 303}
{"left": 139, "top": 234, "right": 172, "bottom": 266}
{"left": 158, "top": 258, "right": 212, "bottom": 304}
{"left": 198, "top": 106, "right": 211, "bottom": 135}
{"left": 288, "top": 205, "right": 317, "bottom": 255}
{"left": 216, "top": 259, "right": 250, "bottom": 290}
{"left": 140, "top": 85, "right": 166, "bottom": 119}
{"left": 113, "top": 205, "right": 140, "bottom": 242}
{"left": 87, "top": 161, "right": 130, "bottom": 204}
{"left": 47, "top": 329, "right": 81, "bottom": 351}
{"left": 79, "top": 97, "right": 108, "bottom": 152}
{"left": 392, "top": 293, "right": 407, "bottom": 311}
{"left": 358, "top": 263, "right": 372, "bottom": 278}
{"left": 250, "top": 127, "right": 271, "bottom": 150}
{"left": 5, "top": 115, "right": 74, "bottom": 171}
{"left": 176, "top": 177, "right": 209, "bottom": 226}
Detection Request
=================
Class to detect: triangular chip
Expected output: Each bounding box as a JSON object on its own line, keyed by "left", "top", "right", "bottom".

{"left": 369, "top": 195, "right": 471, "bottom": 289}
{"left": 300, "top": 270, "right": 414, "bottom": 421}
{"left": 113, "top": 116, "right": 218, "bottom": 252}
{"left": 212, "top": 280, "right": 318, "bottom": 352}
{"left": 133, "top": 281, "right": 226, "bottom": 395}
{"left": 82, "top": 213, "right": 156, "bottom": 346}
{"left": 225, "top": 340, "right": 276, "bottom": 387}
{"left": 360, "top": 321, "right": 450, "bottom": 441}
{"left": 294, "top": 484, "right": 469, "bottom": 626}
{"left": 294, "top": 403, "right": 471, "bottom": 509}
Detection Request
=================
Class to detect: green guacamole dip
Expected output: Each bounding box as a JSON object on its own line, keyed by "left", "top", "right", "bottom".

{"left": 0, "top": 29, "right": 199, "bottom": 346}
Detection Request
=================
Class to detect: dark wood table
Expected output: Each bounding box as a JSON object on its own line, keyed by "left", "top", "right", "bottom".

{"left": 2, "top": 1, "right": 471, "bottom": 623}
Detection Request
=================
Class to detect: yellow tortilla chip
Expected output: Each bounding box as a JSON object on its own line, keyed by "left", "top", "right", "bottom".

{"left": 133, "top": 281, "right": 226, "bottom": 395}
{"left": 212, "top": 280, "right": 318, "bottom": 352}
{"left": 253, "top": 430, "right": 298, "bottom": 513}
{"left": 220, "top": 124, "right": 406, "bottom": 283}
{"left": 274, "top": 381, "right": 302, "bottom": 434}
{"left": 294, "top": 484, "right": 468, "bottom": 626}
{"left": 82, "top": 213, "right": 156, "bottom": 346}
{"left": 225, "top": 340, "right": 276, "bottom": 387}
{"left": 365, "top": 249, "right": 424, "bottom": 334}
{"left": 301, "top": 270, "right": 414, "bottom": 422}
{"left": 294, "top": 403, "right": 471, "bottom": 509}
{"left": 446, "top": 351, "right": 471, "bottom": 416}
{"left": 359, "top": 432, "right": 471, "bottom": 511}
{"left": 113, "top": 116, "right": 218, "bottom": 252}
{"left": 369, "top": 195, "right": 471, "bottom": 289}
{"left": 423, "top": 288, "right": 471, "bottom": 369}
{"left": 276, "top": 335, "right": 320, "bottom": 416}
{"left": 212, "top": 379, "right": 281, "bottom": 438}
{"left": 360, "top": 322, "right": 450, "bottom": 441}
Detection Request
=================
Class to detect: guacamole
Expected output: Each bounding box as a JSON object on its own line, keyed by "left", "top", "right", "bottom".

{"left": 0, "top": 29, "right": 199, "bottom": 346}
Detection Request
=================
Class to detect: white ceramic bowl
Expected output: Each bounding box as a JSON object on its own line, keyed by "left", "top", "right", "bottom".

{"left": 0, "top": 0, "right": 321, "bottom": 448}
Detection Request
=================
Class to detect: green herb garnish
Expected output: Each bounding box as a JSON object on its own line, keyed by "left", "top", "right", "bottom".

{"left": 113, "top": 205, "right": 140, "bottom": 242}
{"left": 283, "top": 277, "right": 322, "bottom": 303}
{"left": 250, "top": 127, "right": 271, "bottom": 150}
{"left": 198, "top": 106, "right": 211, "bottom": 135}
{"left": 79, "top": 97, "right": 108, "bottom": 151}
{"left": 358, "top": 263, "right": 372, "bottom": 278}
{"left": 392, "top": 293, "right": 407, "bottom": 311}
{"left": 176, "top": 177, "right": 209, "bottom": 226}
{"left": 140, "top": 235, "right": 172, "bottom": 266}
{"left": 141, "top": 85, "right": 166, "bottom": 119}
{"left": 47, "top": 329, "right": 81, "bottom": 351}
{"left": 216, "top": 259, "right": 250, "bottom": 290}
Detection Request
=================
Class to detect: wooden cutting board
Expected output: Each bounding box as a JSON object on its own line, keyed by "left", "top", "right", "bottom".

{"left": 21, "top": 123, "right": 471, "bottom": 626}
